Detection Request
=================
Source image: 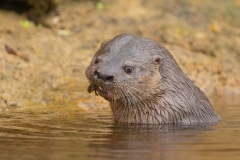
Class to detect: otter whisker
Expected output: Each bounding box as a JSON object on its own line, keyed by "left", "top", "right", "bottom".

{"left": 128, "top": 86, "right": 152, "bottom": 102}
{"left": 126, "top": 90, "right": 141, "bottom": 123}
{"left": 119, "top": 83, "right": 146, "bottom": 123}
{"left": 109, "top": 85, "right": 122, "bottom": 118}
{"left": 117, "top": 84, "right": 131, "bottom": 122}
{"left": 127, "top": 88, "right": 149, "bottom": 123}
{"left": 128, "top": 87, "right": 147, "bottom": 105}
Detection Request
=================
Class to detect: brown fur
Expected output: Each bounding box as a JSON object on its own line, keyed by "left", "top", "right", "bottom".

{"left": 85, "top": 34, "right": 221, "bottom": 124}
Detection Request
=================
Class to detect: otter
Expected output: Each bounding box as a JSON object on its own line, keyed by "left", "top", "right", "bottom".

{"left": 85, "top": 34, "right": 221, "bottom": 124}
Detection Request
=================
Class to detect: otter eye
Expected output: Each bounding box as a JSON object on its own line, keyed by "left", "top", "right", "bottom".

{"left": 95, "top": 58, "right": 100, "bottom": 64}
{"left": 124, "top": 66, "right": 132, "bottom": 74}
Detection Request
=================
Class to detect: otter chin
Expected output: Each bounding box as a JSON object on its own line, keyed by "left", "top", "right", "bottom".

{"left": 85, "top": 33, "right": 221, "bottom": 124}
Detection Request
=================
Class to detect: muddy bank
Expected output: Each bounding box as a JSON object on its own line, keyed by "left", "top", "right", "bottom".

{"left": 0, "top": 0, "right": 240, "bottom": 111}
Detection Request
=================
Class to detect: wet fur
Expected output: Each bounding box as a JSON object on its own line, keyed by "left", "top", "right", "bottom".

{"left": 85, "top": 34, "right": 221, "bottom": 124}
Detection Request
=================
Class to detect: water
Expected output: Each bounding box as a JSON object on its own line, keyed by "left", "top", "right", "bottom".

{"left": 0, "top": 96, "right": 240, "bottom": 160}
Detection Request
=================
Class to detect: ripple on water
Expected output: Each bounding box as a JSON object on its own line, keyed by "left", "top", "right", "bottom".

{"left": 0, "top": 96, "right": 240, "bottom": 160}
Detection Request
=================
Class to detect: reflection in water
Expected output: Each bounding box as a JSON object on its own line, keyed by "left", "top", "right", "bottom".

{"left": 88, "top": 123, "right": 215, "bottom": 160}
{"left": 0, "top": 97, "right": 240, "bottom": 160}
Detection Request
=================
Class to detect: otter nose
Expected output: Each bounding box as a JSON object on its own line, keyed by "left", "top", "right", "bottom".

{"left": 94, "top": 70, "right": 114, "bottom": 82}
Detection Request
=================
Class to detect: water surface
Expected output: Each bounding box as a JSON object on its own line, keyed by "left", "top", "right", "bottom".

{"left": 0, "top": 96, "right": 240, "bottom": 160}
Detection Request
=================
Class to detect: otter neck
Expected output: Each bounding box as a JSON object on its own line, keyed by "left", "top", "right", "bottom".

{"left": 109, "top": 98, "right": 168, "bottom": 124}
{"left": 109, "top": 90, "right": 220, "bottom": 125}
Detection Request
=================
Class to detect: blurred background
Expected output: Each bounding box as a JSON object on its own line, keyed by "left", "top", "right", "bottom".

{"left": 0, "top": 0, "right": 240, "bottom": 110}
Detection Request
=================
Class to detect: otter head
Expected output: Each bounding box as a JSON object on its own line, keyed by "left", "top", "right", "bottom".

{"left": 85, "top": 34, "right": 163, "bottom": 102}
{"left": 85, "top": 34, "right": 221, "bottom": 124}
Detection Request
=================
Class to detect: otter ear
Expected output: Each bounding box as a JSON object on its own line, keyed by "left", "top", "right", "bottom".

{"left": 153, "top": 55, "right": 161, "bottom": 65}
{"left": 100, "top": 41, "right": 108, "bottom": 48}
